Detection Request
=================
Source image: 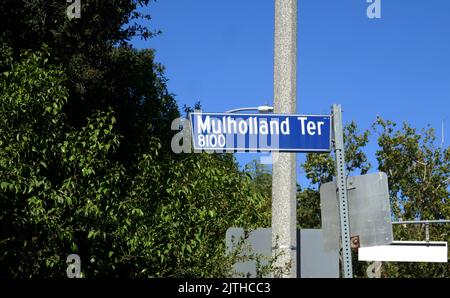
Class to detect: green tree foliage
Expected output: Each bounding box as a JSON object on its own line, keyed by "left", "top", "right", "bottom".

{"left": 0, "top": 51, "right": 270, "bottom": 277}
{"left": 244, "top": 160, "right": 272, "bottom": 200}
{"left": 0, "top": 0, "right": 178, "bottom": 165}
{"left": 0, "top": 0, "right": 155, "bottom": 53}
{"left": 296, "top": 188, "right": 321, "bottom": 229}
{"left": 243, "top": 159, "right": 272, "bottom": 227}
{"left": 374, "top": 118, "right": 450, "bottom": 220}
{"left": 129, "top": 152, "right": 269, "bottom": 277}
{"left": 373, "top": 118, "right": 450, "bottom": 277}
{"left": 1, "top": 1, "right": 271, "bottom": 277}
{"left": 0, "top": 50, "right": 125, "bottom": 277}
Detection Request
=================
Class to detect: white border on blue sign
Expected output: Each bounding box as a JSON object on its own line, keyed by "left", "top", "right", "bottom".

{"left": 189, "top": 112, "right": 333, "bottom": 153}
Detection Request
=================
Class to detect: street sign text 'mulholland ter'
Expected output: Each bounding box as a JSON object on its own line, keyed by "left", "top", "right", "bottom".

{"left": 190, "top": 112, "right": 332, "bottom": 153}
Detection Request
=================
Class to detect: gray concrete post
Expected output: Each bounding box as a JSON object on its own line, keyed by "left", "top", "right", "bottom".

{"left": 272, "top": 0, "right": 298, "bottom": 278}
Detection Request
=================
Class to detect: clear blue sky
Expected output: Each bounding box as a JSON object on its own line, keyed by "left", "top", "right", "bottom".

{"left": 131, "top": 0, "right": 450, "bottom": 186}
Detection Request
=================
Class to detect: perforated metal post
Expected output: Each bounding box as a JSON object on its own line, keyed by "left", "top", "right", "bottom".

{"left": 332, "top": 104, "right": 353, "bottom": 278}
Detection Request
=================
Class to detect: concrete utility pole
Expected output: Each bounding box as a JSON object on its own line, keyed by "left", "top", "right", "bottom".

{"left": 272, "top": 0, "right": 297, "bottom": 278}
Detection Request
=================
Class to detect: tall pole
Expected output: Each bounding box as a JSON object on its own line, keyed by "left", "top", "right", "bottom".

{"left": 333, "top": 104, "right": 353, "bottom": 278}
{"left": 272, "top": 0, "right": 297, "bottom": 278}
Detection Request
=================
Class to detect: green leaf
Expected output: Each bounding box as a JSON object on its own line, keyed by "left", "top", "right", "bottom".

{"left": 0, "top": 182, "right": 9, "bottom": 190}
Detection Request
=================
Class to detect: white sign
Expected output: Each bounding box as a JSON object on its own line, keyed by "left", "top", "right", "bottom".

{"left": 358, "top": 241, "right": 448, "bottom": 263}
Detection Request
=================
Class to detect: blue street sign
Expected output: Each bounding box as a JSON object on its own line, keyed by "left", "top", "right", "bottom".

{"left": 190, "top": 112, "right": 332, "bottom": 153}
